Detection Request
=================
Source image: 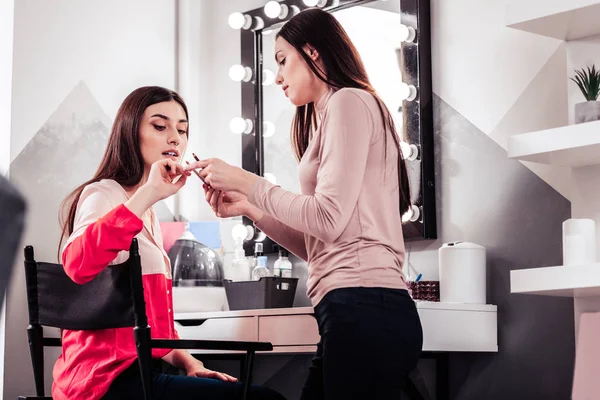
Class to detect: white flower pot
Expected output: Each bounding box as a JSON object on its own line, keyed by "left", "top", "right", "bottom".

{"left": 575, "top": 101, "right": 600, "bottom": 124}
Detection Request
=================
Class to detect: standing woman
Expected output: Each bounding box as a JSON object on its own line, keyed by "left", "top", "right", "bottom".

{"left": 188, "top": 8, "right": 423, "bottom": 400}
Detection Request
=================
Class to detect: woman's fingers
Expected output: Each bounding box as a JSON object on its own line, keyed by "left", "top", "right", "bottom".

{"left": 209, "top": 189, "right": 220, "bottom": 211}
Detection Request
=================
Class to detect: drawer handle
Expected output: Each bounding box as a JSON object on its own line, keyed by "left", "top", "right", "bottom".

{"left": 175, "top": 319, "right": 208, "bottom": 327}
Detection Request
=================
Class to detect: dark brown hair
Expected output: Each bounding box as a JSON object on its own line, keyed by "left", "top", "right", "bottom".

{"left": 276, "top": 8, "right": 411, "bottom": 215}
{"left": 58, "top": 86, "right": 189, "bottom": 257}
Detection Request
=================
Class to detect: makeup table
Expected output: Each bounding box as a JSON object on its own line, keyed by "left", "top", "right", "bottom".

{"left": 174, "top": 302, "right": 497, "bottom": 400}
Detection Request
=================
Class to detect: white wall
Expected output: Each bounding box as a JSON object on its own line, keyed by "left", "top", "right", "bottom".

{"left": 0, "top": 0, "right": 14, "bottom": 176}
{"left": 5, "top": 1, "right": 177, "bottom": 397}
{"left": 0, "top": 1, "right": 15, "bottom": 395}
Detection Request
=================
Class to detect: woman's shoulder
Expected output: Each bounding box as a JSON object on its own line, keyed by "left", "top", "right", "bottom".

{"left": 80, "top": 179, "right": 126, "bottom": 203}
{"left": 328, "top": 87, "right": 378, "bottom": 111}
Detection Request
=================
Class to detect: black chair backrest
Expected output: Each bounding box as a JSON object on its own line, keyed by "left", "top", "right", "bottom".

{"left": 24, "top": 239, "right": 145, "bottom": 331}
{"left": 0, "top": 176, "right": 27, "bottom": 303}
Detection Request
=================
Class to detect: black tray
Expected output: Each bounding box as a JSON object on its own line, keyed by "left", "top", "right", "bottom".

{"left": 224, "top": 277, "right": 298, "bottom": 310}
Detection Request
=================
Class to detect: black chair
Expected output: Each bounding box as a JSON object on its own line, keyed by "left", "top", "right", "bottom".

{"left": 19, "top": 239, "right": 272, "bottom": 400}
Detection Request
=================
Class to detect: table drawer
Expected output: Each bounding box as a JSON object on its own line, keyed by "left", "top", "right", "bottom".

{"left": 259, "top": 315, "right": 320, "bottom": 346}
{"left": 419, "top": 309, "right": 497, "bottom": 352}
{"left": 174, "top": 317, "right": 258, "bottom": 342}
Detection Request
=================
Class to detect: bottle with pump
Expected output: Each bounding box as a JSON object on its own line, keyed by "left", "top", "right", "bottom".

{"left": 273, "top": 249, "right": 292, "bottom": 278}
{"left": 228, "top": 236, "right": 251, "bottom": 281}
{"left": 273, "top": 249, "right": 293, "bottom": 289}
{"left": 251, "top": 242, "right": 270, "bottom": 281}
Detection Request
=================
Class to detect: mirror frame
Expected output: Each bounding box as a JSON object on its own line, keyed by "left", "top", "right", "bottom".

{"left": 235, "top": 0, "right": 435, "bottom": 254}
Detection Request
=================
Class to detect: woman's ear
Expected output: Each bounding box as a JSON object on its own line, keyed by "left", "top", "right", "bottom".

{"left": 303, "top": 44, "right": 319, "bottom": 61}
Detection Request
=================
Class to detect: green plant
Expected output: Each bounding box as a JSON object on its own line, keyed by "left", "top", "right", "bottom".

{"left": 571, "top": 65, "right": 600, "bottom": 101}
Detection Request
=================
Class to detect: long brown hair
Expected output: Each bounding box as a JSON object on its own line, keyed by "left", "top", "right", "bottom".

{"left": 277, "top": 8, "right": 411, "bottom": 215}
{"left": 58, "top": 86, "right": 189, "bottom": 256}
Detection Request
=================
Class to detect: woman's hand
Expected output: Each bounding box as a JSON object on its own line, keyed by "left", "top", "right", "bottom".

{"left": 204, "top": 185, "right": 264, "bottom": 221}
{"left": 185, "top": 360, "right": 238, "bottom": 383}
{"left": 185, "top": 158, "right": 258, "bottom": 195}
{"left": 145, "top": 159, "right": 190, "bottom": 202}
{"left": 126, "top": 159, "right": 190, "bottom": 218}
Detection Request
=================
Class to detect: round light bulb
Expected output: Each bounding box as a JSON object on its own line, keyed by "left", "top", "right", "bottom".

{"left": 399, "top": 24, "right": 416, "bottom": 43}
{"left": 230, "top": 117, "right": 253, "bottom": 134}
{"left": 255, "top": 230, "right": 267, "bottom": 242}
{"left": 264, "top": 173, "right": 277, "bottom": 185}
{"left": 253, "top": 16, "right": 265, "bottom": 30}
{"left": 263, "top": 121, "right": 275, "bottom": 138}
{"left": 303, "top": 0, "right": 319, "bottom": 6}
{"left": 262, "top": 69, "right": 275, "bottom": 86}
{"left": 264, "top": 2, "right": 288, "bottom": 19}
{"left": 229, "top": 65, "right": 252, "bottom": 82}
{"left": 402, "top": 205, "right": 421, "bottom": 223}
{"left": 232, "top": 223, "right": 249, "bottom": 241}
{"left": 399, "top": 82, "right": 417, "bottom": 102}
{"left": 228, "top": 12, "right": 246, "bottom": 29}
{"left": 400, "top": 141, "right": 419, "bottom": 161}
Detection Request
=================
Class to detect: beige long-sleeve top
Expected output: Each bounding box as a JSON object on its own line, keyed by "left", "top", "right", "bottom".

{"left": 249, "top": 87, "right": 408, "bottom": 306}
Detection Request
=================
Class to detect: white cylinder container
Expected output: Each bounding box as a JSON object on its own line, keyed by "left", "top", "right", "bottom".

{"left": 563, "top": 218, "right": 596, "bottom": 266}
{"left": 438, "top": 242, "right": 487, "bottom": 304}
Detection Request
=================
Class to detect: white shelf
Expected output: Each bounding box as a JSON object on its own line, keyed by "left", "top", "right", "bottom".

{"left": 506, "top": 0, "right": 600, "bottom": 40}
{"left": 511, "top": 264, "right": 600, "bottom": 297}
{"left": 507, "top": 120, "right": 600, "bottom": 167}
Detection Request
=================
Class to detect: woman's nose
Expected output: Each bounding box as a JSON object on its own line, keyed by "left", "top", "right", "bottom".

{"left": 167, "top": 129, "right": 180, "bottom": 145}
{"left": 275, "top": 71, "right": 283, "bottom": 86}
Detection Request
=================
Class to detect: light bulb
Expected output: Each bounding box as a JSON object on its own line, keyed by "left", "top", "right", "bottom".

{"left": 230, "top": 117, "right": 253, "bottom": 134}
{"left": 400, "top": 141, "right": 419, "bottom": 161}
{"left": 228, "top": 12, "right": 246, "bottom": 29}
{"left": 262, "top": 69, "right": 275, "bottom": 86}
{"left": 399, "top": 24, "right": 416, "bottom": 43}
{"left": 399, "top": 82, "right": 417, "bottom": 101}
{"left": 264, "top": 173, "right": 277, "bottom": 184}
{"left": 229, "top": 65, "right": 253, "bottom": 82}
{"left": 263, "top": 121, "right": 275, "bottom": 138}
{"left": 402, "top": 205, "right": 420, "bottom": 223}
{"left": 255, "top": 230, "right": 267, "bottom": 242}
{"left": 253, "top": 16, "right": 265, "bottom": 30}
{"left": 264, "top": 1, "right": 289, "bottom": 19}
{"left": 264, "top": 1, "right": 281, "bottom": 18}
{"left": 232, "top": 223, "right": 249, "bottom": 241}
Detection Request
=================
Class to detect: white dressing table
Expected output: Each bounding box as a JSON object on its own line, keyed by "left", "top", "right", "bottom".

{"left": 174, "top": 302, "right": 497, "bottom": 399}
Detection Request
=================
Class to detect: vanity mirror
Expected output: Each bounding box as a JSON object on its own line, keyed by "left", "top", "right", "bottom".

{"left": 228, "top": 0, "right": 435, "bottom": 254}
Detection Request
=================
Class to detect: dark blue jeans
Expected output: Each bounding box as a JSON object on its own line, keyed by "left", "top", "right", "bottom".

{"left": 301, "top": 287, "right": 423, "bottom": 400}
{"left": 102, "top": 361, "right": 285, "bottom": 400}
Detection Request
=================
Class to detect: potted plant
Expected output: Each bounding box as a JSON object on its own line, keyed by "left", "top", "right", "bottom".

{"left": 570, "top": 65, "right": 600, "bottom": 124}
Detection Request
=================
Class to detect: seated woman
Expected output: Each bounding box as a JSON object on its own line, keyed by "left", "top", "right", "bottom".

{"left": 56, "top": 86, "right": 285, "bottom": 400}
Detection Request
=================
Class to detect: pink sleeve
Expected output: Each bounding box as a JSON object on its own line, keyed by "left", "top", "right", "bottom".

{"left": 248, "top": 90, "right": 373, "bottom": 244}
{"left": 255, "top": 214, "right": 308, "bottom": 261}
